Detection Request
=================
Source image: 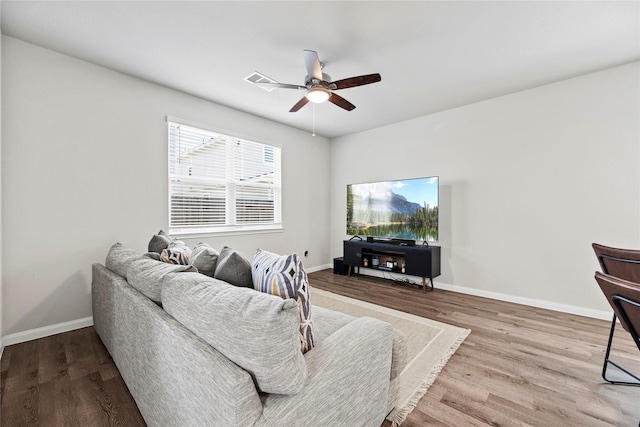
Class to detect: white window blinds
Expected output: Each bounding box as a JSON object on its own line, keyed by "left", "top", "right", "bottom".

{"left": 168, "top": 121, "right": 282, "bottom": 234}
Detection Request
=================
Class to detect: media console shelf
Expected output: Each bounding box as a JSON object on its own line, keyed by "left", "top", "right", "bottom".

{"left": 343, "top": 239, "right": 441, "bottom": 292}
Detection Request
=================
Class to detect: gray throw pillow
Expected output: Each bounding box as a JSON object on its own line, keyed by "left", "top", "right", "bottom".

{"left": 214, "top": 246, "right": 253, "bottom": 288}
{"left": 148, "top": 230, "right": 172, "bottom": 254}
{"left": 190, "top": 242, "right": 219, "bottom": 277}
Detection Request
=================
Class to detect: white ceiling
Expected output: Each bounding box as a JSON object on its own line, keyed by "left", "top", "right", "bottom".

{"left": 2, "top": 1, "right": 639, "bottom": 138}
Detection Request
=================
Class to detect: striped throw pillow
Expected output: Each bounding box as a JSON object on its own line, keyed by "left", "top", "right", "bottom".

{"left": 252, "top": 249, "right": 314, "bottom": 353}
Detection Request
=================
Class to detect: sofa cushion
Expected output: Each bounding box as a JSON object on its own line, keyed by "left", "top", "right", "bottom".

{"left": 144, "top": 251, "right": 162, "bottom": 261}
{"left": 161, "top": 241, "right": 192, "bottom": 265}
{"left": 162, "top": 272, "right": 307, "bottom": 395}
{"left": 190, "top": 243, "right": 219, "bottom": 277}
{"left": 105, "top": 243, "right": 142, "bottom": 279}
{"left": 127, "top": 257, "right": 197, "bottom": 304}
{"left": 148, "top": 230, "right": 173, "bottom": 254}
{"left": 214, "top": 246, "right": 253, "bottom": 288}
{"left": 252, "top": 249, "right": 314, "bottom": 353}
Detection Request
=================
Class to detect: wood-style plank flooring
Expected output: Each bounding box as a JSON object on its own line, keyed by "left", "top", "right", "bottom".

{"left": 1, "top": 326, "right": 145, "bottom": 426}
{"left": 2, "top": 269, "right": 639, "bottom": 426}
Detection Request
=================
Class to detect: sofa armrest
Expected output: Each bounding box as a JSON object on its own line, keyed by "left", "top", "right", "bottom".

{"left": 92, "top": 263, "right": 263, "bottom": 427}
{"left": 256, "top": 316, "right": 394, "bottom": 427}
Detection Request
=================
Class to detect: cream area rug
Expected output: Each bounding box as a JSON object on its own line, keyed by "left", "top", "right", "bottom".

{"left": 310, "top": 287, "right": 471, "bottom": 426}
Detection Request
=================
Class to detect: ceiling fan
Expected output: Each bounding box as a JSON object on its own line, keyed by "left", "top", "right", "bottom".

{"left": 248, "top": 50, "right": 381, "bottom": 112}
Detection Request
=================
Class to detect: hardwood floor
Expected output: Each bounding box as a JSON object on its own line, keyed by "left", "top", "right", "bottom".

{"left": 2, "top": 270, "right": 638, "bottom": 426}
{"left": 1, "top": 325, "right": 145, "bottom": 426}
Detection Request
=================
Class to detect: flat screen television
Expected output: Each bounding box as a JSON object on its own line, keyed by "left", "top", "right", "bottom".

{"left": 346, "top": 176, "right": 438, "bottom": 242}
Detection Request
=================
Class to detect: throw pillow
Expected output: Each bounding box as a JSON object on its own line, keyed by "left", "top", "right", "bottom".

{"left": 190, "top": 242, "right": 219, "bottom": 277}
{"left": 252, "top": 249, "right": 314, "bottom": 353}
{"left": 148, "top": 229, "right": 173, "bottom": 254}
{"left": 214, "top": 246, "right": 253, "bottom": 288}
{"left": 161, "top": 241, "right": 192, "bottom": 265}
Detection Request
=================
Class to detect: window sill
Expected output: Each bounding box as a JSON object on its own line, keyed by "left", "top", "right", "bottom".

{"left": 170, "top": 225, "right": 284, "bottom": 240}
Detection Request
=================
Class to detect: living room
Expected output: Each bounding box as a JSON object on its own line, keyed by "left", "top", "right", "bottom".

{"left": 1, "top": 1, "right": 639, "bottom": 426}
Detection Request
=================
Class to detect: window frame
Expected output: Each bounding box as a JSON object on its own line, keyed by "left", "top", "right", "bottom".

{"left": 166, "top": 117, "right": 283, "bottom": 237}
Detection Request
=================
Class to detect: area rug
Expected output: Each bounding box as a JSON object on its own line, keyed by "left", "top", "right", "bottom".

{"left": 310, "top": 287, "right": 471, "bottom": 426}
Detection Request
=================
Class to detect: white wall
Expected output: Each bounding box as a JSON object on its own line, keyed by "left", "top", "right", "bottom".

{"left": 1, "top": 36, "right": 330, "bottom": 338}
{"left": 330, "top": 61, "right": 640, "bottom": 316}
{"left": 2, "top": 35, "right": 637, "bottom": 341}
{"left": 0, "top": 11, "right": 4, "bottom": 356}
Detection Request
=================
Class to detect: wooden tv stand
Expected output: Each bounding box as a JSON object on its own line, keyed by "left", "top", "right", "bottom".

{"left": 343, "top": 239, "right": 441, "bottom": 292}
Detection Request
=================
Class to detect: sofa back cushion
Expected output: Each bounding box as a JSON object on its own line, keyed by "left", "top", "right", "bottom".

{"left": 162, "top": 272, "right": 307, "bottom": 395}
{"left": 105, "top": 243, "right": 142, "bottom": 278}
{"left": 127, "top": 257, "right": 197, "bottom": 304}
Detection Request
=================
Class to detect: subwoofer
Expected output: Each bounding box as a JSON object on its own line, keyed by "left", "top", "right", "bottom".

{"left": 333, "top": 257, "right": 348, "bottom": 275}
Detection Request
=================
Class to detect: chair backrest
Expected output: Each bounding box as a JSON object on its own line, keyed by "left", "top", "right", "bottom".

{"left": 594, "top": 271, "right": 640, "bottom": 351}
{"left": 592, "top": 243, "right": 640, "bottom": 283}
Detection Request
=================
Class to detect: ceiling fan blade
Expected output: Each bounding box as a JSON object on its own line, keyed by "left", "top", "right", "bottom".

{"left": 304, "top": 50, "right": 323, "bottom": 81}
{"left": 254, "top": 82, "right": 306, "bottom": 90}
{"left": 328, "top": 93, "right": 356, "bottom": 111}
{"left": 289, "top": 96, "right": 310, "bottom": 112}
{"left": 332, "top": 73, "right": 381, "bottom": 90}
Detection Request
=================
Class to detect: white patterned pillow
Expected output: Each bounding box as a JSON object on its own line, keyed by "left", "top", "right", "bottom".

{"left": 161, "top": 241, "right": 192, "bottom": 265}
{"left": 252, "top": 249, "right": 314, "bottom": 353}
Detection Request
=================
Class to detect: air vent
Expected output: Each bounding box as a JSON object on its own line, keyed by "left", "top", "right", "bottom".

{"left": 244, "top": 72, "right": 278, "bottom": 92}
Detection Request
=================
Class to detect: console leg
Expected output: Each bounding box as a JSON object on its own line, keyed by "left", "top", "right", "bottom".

{"left": 422, "top": 277, "right": 434, "bottom": 292}
{"left": 348, "top": 265, "right": 352, "bottom": 277}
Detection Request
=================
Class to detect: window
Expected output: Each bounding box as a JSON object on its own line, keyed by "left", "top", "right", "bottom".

{"left": 168, "top": 120, "right": 282, "bottom": 235}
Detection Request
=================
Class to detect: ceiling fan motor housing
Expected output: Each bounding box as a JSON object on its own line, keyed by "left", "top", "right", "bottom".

{"left": 305, "top": 72, "right": 332, "bottom": 88}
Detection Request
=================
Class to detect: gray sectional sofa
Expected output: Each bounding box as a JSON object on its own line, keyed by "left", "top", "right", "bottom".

{"left": 91, "top": 243, "right": 407, "bottom": 427}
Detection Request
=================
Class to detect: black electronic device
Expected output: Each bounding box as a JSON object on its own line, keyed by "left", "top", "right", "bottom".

{"left": 333, "top": 257, "right": 348, "bottom": 275}
{"left": 366, "top": 236, "right": 415, "bottom": 246}
{"left": 346, "top": 176, "right": 439, "bottom": 242}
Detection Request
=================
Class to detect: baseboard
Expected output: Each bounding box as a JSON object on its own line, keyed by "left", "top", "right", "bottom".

{"left": 0, "top": 337, "right": 4, "bottom": 361}
{"left": 434, "top": 281, "right": 612, "bottom": 320}
{"left": 306, "top": 263, "right": 332, "bottom": 274}
{"left": 3, "top": 316, "right": 94, "bottom": 347}
{"left": 343, "top": 268, "right": 612, "bottom": 320}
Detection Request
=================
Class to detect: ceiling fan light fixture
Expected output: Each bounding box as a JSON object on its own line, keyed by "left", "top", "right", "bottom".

{"left": 305, "top": 87, "right": 330, "bottom": 103}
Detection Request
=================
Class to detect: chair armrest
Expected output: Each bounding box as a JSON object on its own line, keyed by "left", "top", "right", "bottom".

{"left": 256, "top": 317, "right": 394, "bottom": 427}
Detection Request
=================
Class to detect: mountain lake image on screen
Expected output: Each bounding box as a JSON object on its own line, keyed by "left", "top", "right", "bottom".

{"left": 346, "top": 176, "right": 438, "bottom": 242}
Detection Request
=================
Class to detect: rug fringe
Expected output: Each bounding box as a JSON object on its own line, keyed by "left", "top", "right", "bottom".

{"left": 389, "top": 328, "right": 471, "bottom": 427}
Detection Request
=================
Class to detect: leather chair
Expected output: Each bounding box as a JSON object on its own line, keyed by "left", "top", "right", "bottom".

{"left": 592, "top": 243, "right": 640, "bottom": 385}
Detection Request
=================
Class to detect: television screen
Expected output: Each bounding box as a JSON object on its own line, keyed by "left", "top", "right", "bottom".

{"left": 347, "top": 176, "right": 438, "bottom": 241}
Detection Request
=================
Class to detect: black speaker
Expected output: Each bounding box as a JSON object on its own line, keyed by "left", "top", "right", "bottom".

{"left": 333, "top": 257, "right": 348, "bottom": 275}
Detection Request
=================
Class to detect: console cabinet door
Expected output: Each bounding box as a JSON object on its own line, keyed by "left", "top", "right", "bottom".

{"left": 343, "top": 241, "right": 361, "bottom": 266}
{"left": 405, "top": 248, "right": 432, "bottom": 277}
